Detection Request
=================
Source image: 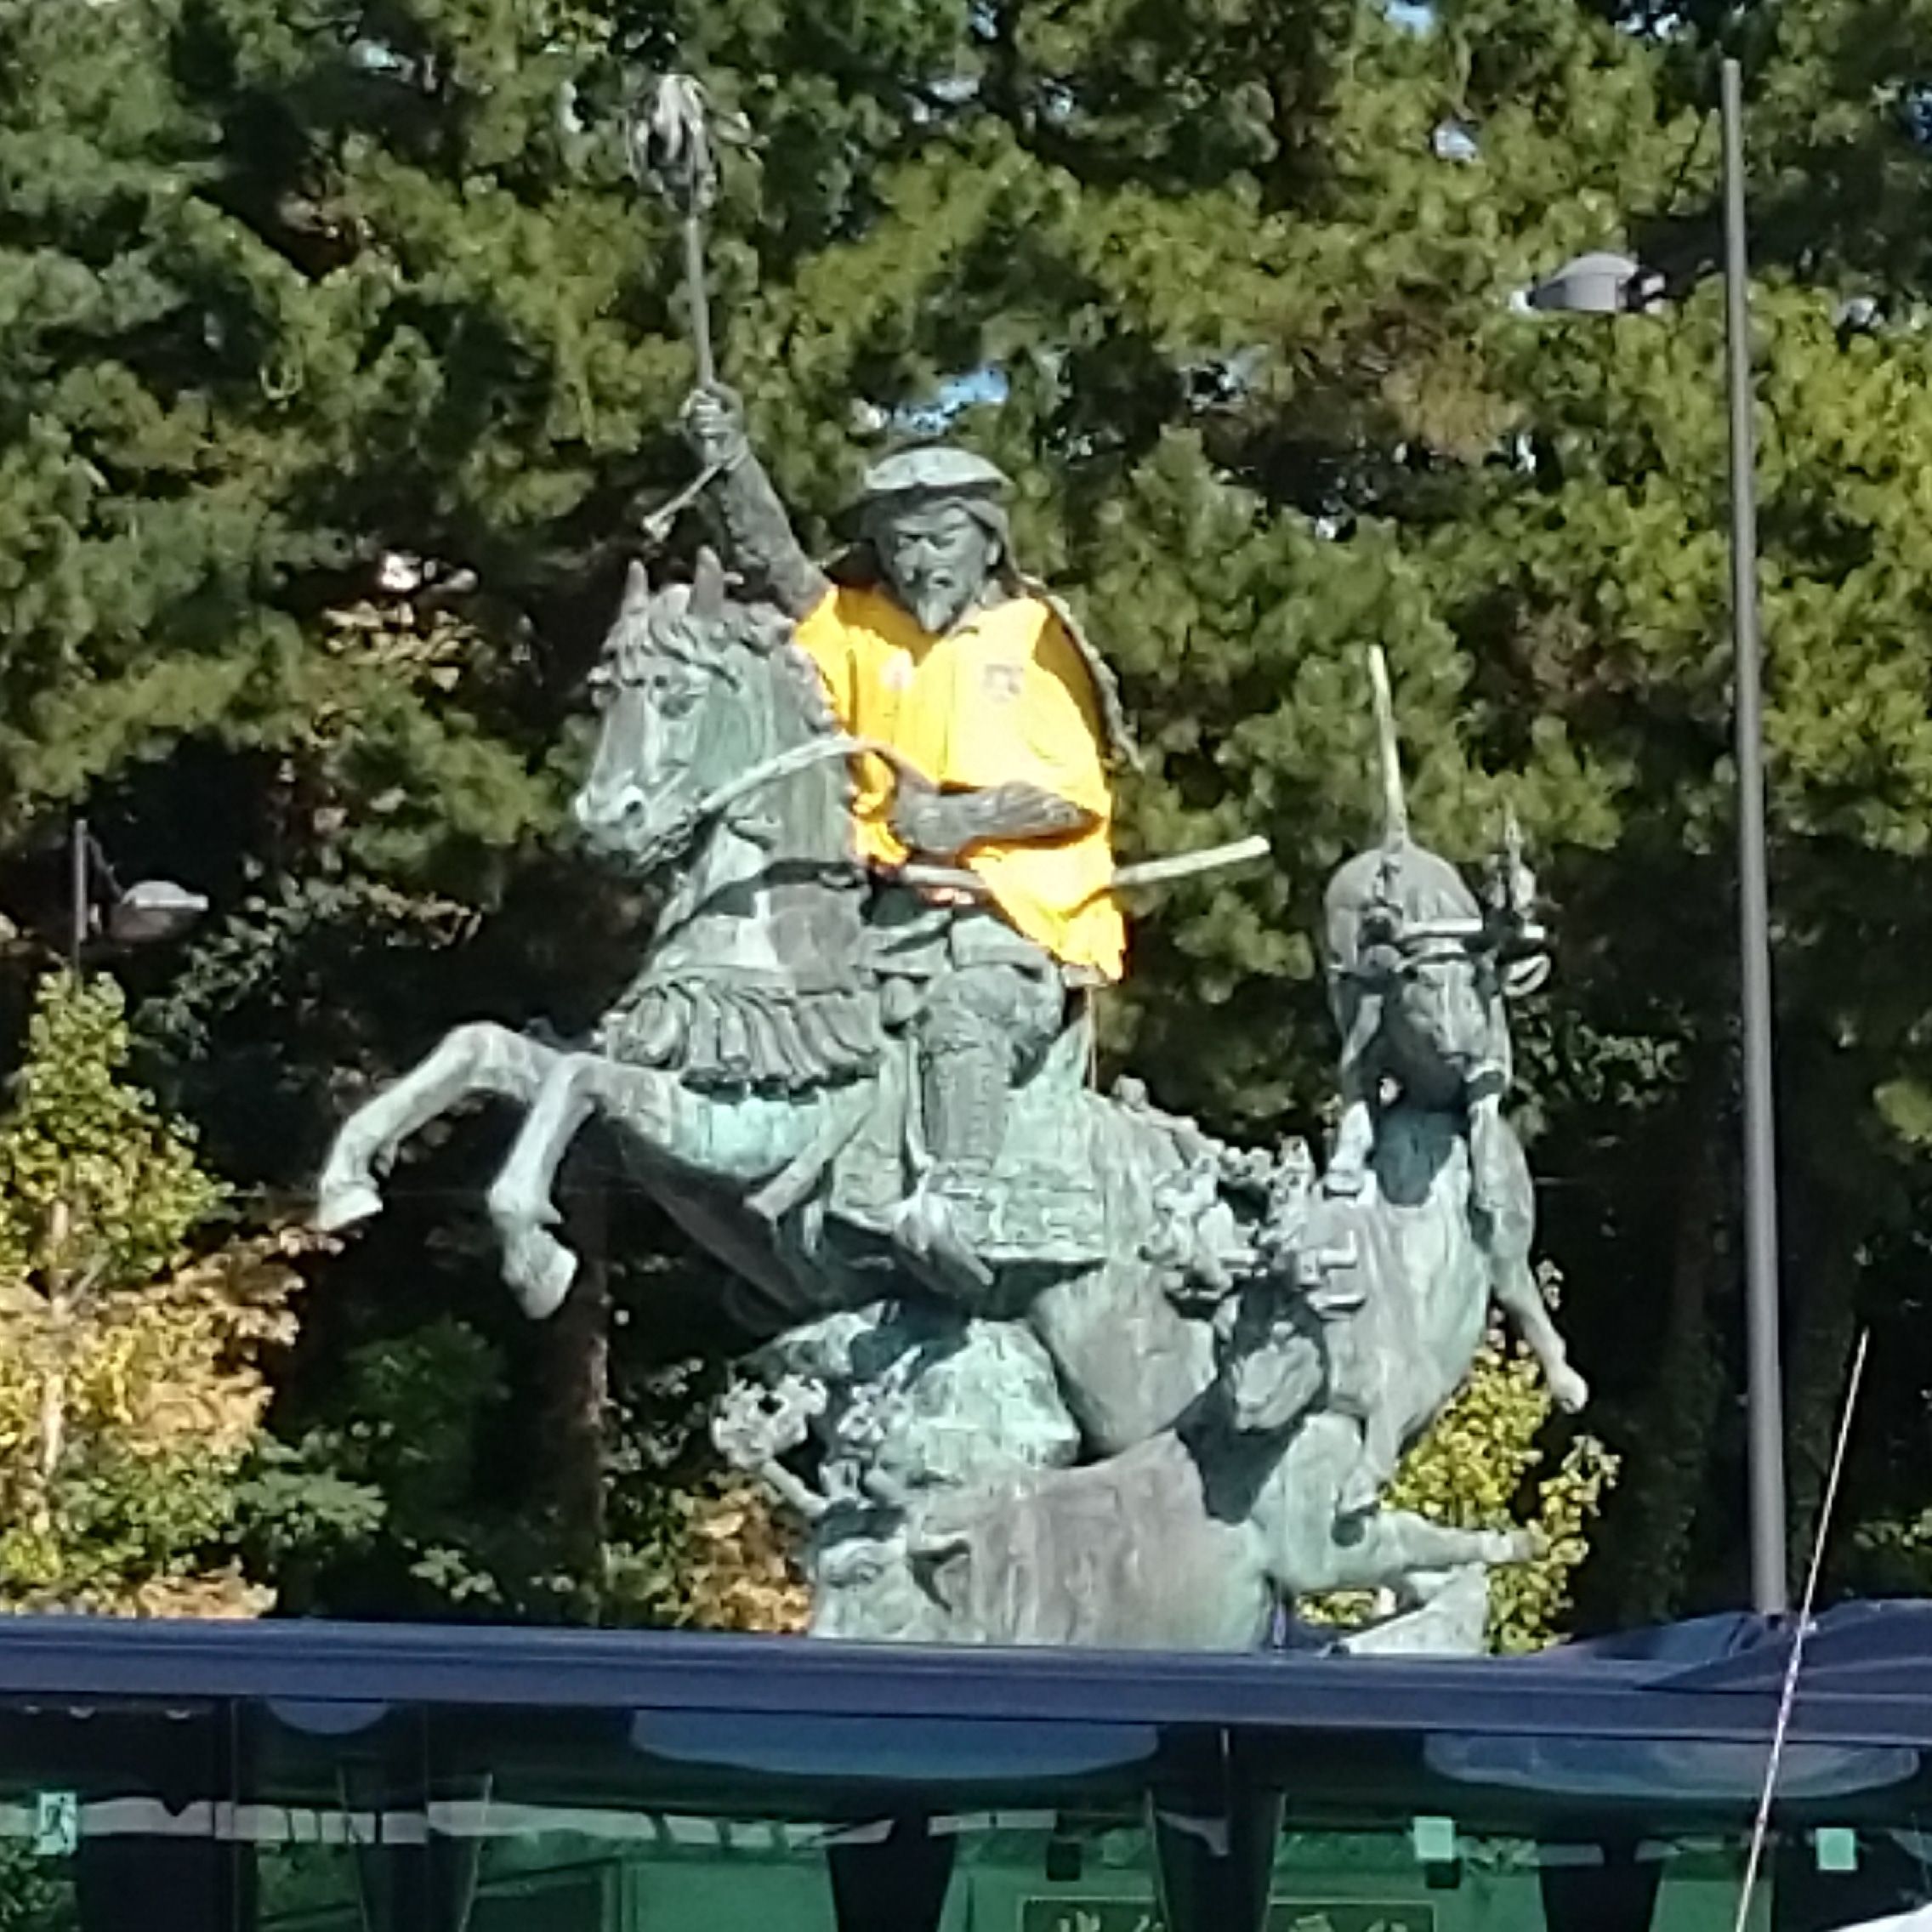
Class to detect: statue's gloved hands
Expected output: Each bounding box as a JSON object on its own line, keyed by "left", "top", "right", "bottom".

{"left": 681, "top": 383, "right": 751, "bottom": 473}
{"left": 892, "top": 772, "right": 1094, "bottom": 861}
{"left": 673, "top": 383, "right": 828, "bottom": 621}
{"left": 891, "top": 771, "right": 976, "bottom": 860}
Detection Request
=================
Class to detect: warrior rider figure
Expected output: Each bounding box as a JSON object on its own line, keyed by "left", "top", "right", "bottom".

{"left": 683, "top": 387, "right": 1133, "bottom": 1292}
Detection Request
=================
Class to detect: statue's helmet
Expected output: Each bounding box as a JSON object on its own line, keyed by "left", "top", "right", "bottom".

{"left": 855, "top": 446, "right": 1011, "bottom": 509}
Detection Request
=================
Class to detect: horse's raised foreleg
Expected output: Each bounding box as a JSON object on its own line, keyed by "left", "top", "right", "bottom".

{"left": 1468, "top": 1097, "right": 1592, "bottom": 1414}
{"left": 1323, "top": 990, "right": 1384, "bottom": 1197}
{"left": 315, "top": 1023, "right": 560, "bottom": 1232}
{"left": 1469, "top": 1101, "right": 1589, "bottom": 1412}
{"left": 486, "top": 1053, "right": 678, "bottom": 1318}
{"left": 1492, "top": 1254, "right": 1590, "bottom": 1412}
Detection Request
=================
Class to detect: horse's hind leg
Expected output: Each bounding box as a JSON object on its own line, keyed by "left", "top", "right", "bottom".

{"left": 1270, "top": 1417, "right": 1534, "bottom": 1596}
{"left": 316, "top": 1023, "right": 557, "bottom": 1231}
{"left": 486, "top": 1054, "right": 675, "bottom": 1318}
{"left": 1327, "top": 1509, "right": 1536, "bottom": 1588}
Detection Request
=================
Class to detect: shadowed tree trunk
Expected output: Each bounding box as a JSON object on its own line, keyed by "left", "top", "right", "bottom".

{"left": 537, "top": 1143, "right": 611, "bottom": 1594}
{"left": 1611, "top": 1081, "right": 1727, "bottom": 1627}
{"left": 1781, "top": 1037, "right": 1878, "bottom": 1583}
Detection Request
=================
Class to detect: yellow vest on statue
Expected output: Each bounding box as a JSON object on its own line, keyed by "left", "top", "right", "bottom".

{"left": 796, "top": 584, "right": 1126, "bottom": 981}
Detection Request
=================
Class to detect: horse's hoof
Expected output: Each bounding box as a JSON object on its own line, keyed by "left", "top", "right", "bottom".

{"left": 1322, "top": 1164, "right": 1367, "bottom": 1200}
{"left": 1549, "top": 1366, "right": 1590, "bottom": 1413}
{"left": 503, "top": 1229, "right": 578, "bottom": 1320}
{"left": 314, "top": 1179, "right": 384, "bottom": 1233}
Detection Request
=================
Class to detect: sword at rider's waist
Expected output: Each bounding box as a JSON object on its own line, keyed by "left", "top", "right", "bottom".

{"left": 896, "top": 834, "right": 1271, "bottom": 902}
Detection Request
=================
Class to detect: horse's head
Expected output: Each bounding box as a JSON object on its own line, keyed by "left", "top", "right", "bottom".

{"left": 1381, "top": 861, "right": 1496, "bottom": 1078}
{"left": 1326, "top": 842, "right": 1521, "bottom": 1083}
{"left": 1328, "top": 645, "right": 1548, "bottom": 1089}
{"left": 573, "top": 550, "right": 795, "bottom": 869}
{"left": 573, "top": 548, "right": 874, "bottom": 1086}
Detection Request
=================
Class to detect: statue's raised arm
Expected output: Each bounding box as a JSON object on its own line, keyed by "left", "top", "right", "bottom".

{"left": 681, "top": 383, "right": 831, "bottom": 621}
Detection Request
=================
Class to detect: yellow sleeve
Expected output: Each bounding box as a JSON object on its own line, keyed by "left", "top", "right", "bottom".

{"left": 997, "top": 616, "right": 1113, "bottom": 816}
{"left": 793, "top": 586, "right": 853, "bottom": 726}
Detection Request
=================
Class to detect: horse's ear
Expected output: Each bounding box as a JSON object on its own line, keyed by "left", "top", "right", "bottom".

{"left": 622, "top": 557, "right": 652, "bottom": 612}
{"left": 690, "top": 547, "right": 725, "bottom": 618}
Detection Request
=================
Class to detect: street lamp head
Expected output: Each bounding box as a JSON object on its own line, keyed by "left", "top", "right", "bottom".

{"left": 106, "top": 878, "right": 209, "bottom": 946}
{"left": 1526, "top": 251, "right": 1665, "bottom": 315}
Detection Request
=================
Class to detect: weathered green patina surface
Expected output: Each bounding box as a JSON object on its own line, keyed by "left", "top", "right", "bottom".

{"left": 315, "top": 423, "right": 1582, "bottom": 1648}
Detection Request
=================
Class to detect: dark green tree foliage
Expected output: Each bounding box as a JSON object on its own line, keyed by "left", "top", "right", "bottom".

{"left": 7, "top": 0, "right": 1932, "bottom": 1622}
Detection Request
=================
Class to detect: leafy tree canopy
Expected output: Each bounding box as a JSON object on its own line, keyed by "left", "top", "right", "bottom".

{"left": 5, "top": 0, "right": 1932, "bottom": 1628}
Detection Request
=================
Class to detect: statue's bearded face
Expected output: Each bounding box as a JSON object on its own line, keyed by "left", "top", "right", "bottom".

{"left": 872, "top": 498, "right": 1000, "bottom": 635}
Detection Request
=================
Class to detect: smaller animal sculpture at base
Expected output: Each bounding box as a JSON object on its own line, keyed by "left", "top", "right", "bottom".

{"left": 713, "top": 1238, "right": 1536, "bottom": 1651}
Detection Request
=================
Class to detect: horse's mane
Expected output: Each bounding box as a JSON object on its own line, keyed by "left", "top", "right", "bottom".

{"left": 640, "top": 571, "right": 859, "bottom": 827}
{"left": 593, "top": 564, "right": 878, "bottom": 1094}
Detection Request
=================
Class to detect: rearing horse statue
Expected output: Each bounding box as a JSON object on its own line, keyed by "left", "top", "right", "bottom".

{"left": 315, "top": 554, "right": 1223, "bottom": 1456}
{"left": 315, "top": 562, "right": 1581, "bottom": 1642}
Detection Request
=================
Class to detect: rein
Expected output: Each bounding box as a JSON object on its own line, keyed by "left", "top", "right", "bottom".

{"left": 622, "top": 733, "right": 919, "bottom": 873}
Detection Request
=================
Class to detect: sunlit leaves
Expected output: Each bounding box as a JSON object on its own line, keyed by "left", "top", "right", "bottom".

{"left": 0, "top": 974, "right": 305, "bottom": 1615}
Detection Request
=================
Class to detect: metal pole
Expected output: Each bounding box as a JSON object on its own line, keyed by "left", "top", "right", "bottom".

{"left": 1721, "top": 55, "right": 1789, "bottom": 1617}
{"left": 69, "top": 817, "right": 88, "bottom": 972}
{"left": 684, "top": 210, "right": 714, "bottom": 388}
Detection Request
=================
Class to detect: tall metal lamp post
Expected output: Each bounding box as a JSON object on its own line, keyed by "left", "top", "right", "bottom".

{"left": 1527, "top": 57, "right": 1789, "bottom": 1617}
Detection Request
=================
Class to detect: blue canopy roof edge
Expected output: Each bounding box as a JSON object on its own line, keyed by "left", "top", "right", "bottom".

{"left": 1530, "top": 1609, "right": 1779, "bottom": 1670}
{"left": 0, "top": 1606, "right": 1917, "bottom": 1746}
{"left": 1647, "top": 1600, "right": 1932, "bottom": 1695}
